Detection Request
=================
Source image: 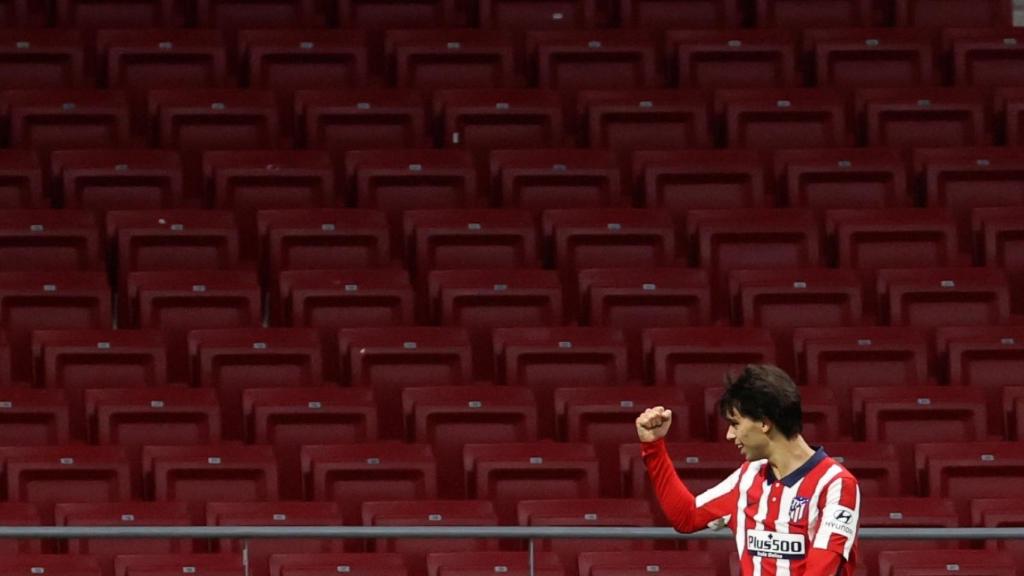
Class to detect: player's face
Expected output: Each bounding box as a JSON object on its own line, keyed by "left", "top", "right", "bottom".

{"left": 724, "top": 409, "right": 769, "bottom": 461}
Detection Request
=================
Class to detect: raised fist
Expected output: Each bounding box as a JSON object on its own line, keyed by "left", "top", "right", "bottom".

{"left": 636, "top": 406, "right": 673, "bottom": 443}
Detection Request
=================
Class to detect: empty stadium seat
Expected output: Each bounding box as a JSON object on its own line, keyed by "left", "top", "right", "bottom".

{"left": 616, "top": 0, "right": 741, "bottom": 29}
{"left": 945, "top": 28, "right": 1024, "bottom": 89}
{"left": 51, "top": 150, "right": 184, "bottom": 211}
{"left": 436, "top": 89, "right": 565, "bottom": 150}
{"left": 296, "top": 89, "right": 431, "bottom": 152}
{"left": 54, "top": 0, "right": 186, "bottom": 29}
{"left": 755, "top": 0, "right": 871, "bottom": 27}
{"left": 577, "top": 551, "right": 718, "bottom": 576}
{"left": 858, "top": 497, "right": 959, "bottom": 576}
{"left": 0, "top": 555, "right": 101, "bottom": 576}
{"left": 916, "top": 441, "right": 1024, "bottom": 517}
{"left": 244, "top": 387, "right": 377, "bottom": 498}
{"left": 257, "top": 209, "right": 391, "bottom": 278}
{"left": 716, "top": 88, "right": 849, "bottom": 149}
{"left": 405, "top": 209, "right": 539, "bottom": 277}
{"left": 578, "top": 267, "right": 712, "bottom": 329}
{"left": 0, "top": 388, "right": 69, "bottom": 446}
{"left": 543, "top": 208, "right": 676, "bottom": 274}
{"left": 0, "top": 271, "right": 112, "bottom": 381}
{"left": 386, "top": 30, "right": 519, "bottom": 90}
{"left": 240, "top": 29, "right": 369, "bottom": 96}
{"left": 494, "top": 326, "right": 627, "bottom": 433}
{"left": 464, "top": 441, "right": 599, "bottom": 523}
{"left": 893, "top": 0, "right": 1013, "bottom": 28}
{"left": 826, "top": 208, "right": 962, "bottom": 271}
{"left": 58, "top": 502, "right": 193, "bottom": 576}
{"left": 478, "top": 0, "right": 596, "bottom": 30}
{"left": 144, "top": 444, "right": 279, "bottom": 514}
{"left": 148, "top": 89, "right": 280, "bottom": 161}
{"left": 578, "top": 90, "right": 711, "bottom": 151}
{"left": 877, "top": 549, "right": 1016, "bottom": 576}
{"left": 938, "top": 325, "right": 1024, "bottom": 437}
{"left": 209, "top": 501, "right": 346, "bottom": 576}
{"left": 517, "top": 499, "right": 655, "bottom": 574}
{"left": 667, "top": 29, "right": 797, "bottom": 89}
{"left": 970, "top": 498, "right": 1024, "bottom": 568}
{"left": 0, "top": 150, "right": 43, "bottom": 208}
{"left": 858, "top": 88, "right": 991, "bottom": 148}
{"left": 0, "top": 30, "right": 85, "bottom": 90}
{"left": 972, "top": 207, "right": 1024, "bottom": 312}
{"left": 404, "top": 386, "right": 537, "bottom": 497}
{"left": 633, "top": 149, "right": 766, "bottom": 218}
{"left": 0, "top": 209, "right": 102, "bottom": 271}
{"left": 116, "top": 554, "right": 243, "bottom": 576}
{"left": 728, "top": 268, "right": 865, "bottom": 338}
{"left": 301, "top": 443, "right": 437, "bottom": 524}
{"left": 363, "top": 500, "right": 500, "bottom": 576}
{"left": 877, "top": 268, "right": 1011, "bottom": 328}
{"left": 0, "top": 503, "right": 40, "bottom": 554}
{"left": 189, "top": 327, "right": 323, "bottom": 436}
{"left": 426, "top": 552, "right": 564, "bottom": 576}
{"left": 194, "top": 0, "right": 328, "bottom": 30}
{"left": 806, "top": 28, "right": 937, "bottom": 90}
{"left": 490, "top": 149, "right": 625, "bottom": 212}
{"left": 527, "top": 31, "right": 662, "bottom": 91}
{"left": 3, "top": 90, "right": 132, "bottom": 154}
{"left": 269, "top": 554, "right": 404, "bottom": 576}
{"left": 772, "top": 148, "right": 910, "bottom": 210}
{"left": 823, "top": 441, "right": 904, "bottom": 496}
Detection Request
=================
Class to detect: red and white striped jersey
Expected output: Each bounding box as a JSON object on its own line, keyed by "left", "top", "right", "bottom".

{"left": 643, "top": 439, "right": 860, "bottom": 576}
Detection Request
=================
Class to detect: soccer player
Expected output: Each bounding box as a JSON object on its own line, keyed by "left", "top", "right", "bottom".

{"left": 636, "top": 364, "right": 860, "bottom": 576}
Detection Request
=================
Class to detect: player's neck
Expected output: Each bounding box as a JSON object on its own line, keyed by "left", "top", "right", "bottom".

{"left": 766, "top": 435, "right": 816, "bottom": 481}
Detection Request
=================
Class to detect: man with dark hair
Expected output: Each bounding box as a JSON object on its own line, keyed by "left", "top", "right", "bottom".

{"left": 637, "top": 364, "right": 860, "bottom": 576}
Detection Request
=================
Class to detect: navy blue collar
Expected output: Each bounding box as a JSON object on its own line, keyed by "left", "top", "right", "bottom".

{"left": 765, "top": 447, "right": 827, "bottom": 487}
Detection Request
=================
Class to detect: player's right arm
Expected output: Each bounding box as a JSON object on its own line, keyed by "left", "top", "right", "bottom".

{"left": 637, "top": 406, "right": 740, "bottom": 534}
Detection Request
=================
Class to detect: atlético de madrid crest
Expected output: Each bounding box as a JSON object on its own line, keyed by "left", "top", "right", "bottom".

{"left": 789, "top": 496, "right": 810, "bottom": 523}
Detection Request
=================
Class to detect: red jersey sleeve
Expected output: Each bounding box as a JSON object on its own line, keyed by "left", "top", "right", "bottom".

{"left": 642, "top": 437, "right": 742, "bottom": 533}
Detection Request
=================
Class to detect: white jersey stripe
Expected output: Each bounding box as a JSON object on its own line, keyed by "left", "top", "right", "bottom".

{"left": 751, "top": 472, "right": 772, "bottom": 576}
{"left": 807, "top": 464, "right": 842, "bottom": 542}
{"left": 735, "top": 461, "right": 765, "bottom": 568}
{"left": 843, "top": 484, "right": 862, "bottom": 558}
{"left": 813, "top": 470, "right": 846, "bottom": 549}
{"left": 773, "top": 477, "right": 804, "bottom": 576}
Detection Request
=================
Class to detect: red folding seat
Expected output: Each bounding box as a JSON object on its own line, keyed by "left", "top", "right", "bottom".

{"left": 339, "top": 326, "right": 472, "bottom": 431}
{"left": 528, "top": 31, "right": 662, "bottom": 91}
{"left": 998, "top": 87, "right": 1024, "bottom": 146}
{"left": 3, "top": 90, "right": 131, "bottom": 154}
{"left": 405, "top": 209, "right": 539, "bottom": 278}
{"left": 478, "top": 0, "right": 596, "bottom": 30}
{"left": 973, "top": 207, "right": 1024, "bottom": 313}
{"left": 203, "top": 150, "right": 337, "bottom": 252}
{"left": 0, "top": 30, "right": 85, "bottom": 90}
{"left": 633, "top": 149, "right": 765, "bottom": 220}
{"left": 0, "top": 556, "right": 101, "bottom": 576}
{"left": 893, "top": 0, "right": 1012, "bottom": 28}
{"left": 716, "top": 89, "right": 849, "bottom": 149}
{"left": 806, "top": 28, "right": 937, "bottom": 90}
{"left": 51, "top": 150, "right": 184, "bottom": 211}
{"left": 916, "top": 442, "right": 1024, "bottom": 518}
{"left": 494, "top": 326, "right": 627, "bottom": 435}
{"left": 386, "top": 30, "right": 518, "bottom": 90}
{"left": 578, "top": 90, "right": 711, "bottom": 151}
{"left": 148, "top": 89, "right": 280, "bottom": 154}
{"left": 937, "top": 325, "right": 1024, "bottom": 438}
{"left": 58, "top": 502, "right": 193, "bottom": 576}
{"left": 577, "top": 552, "right": 718, "bottom": 576}
{"left": 818, "top": 441, "right": 903, "bottom": 496}
{"left": 0, "top": 150, "right": 43, "bottom": 208}
{"left": 194, "top": 0, "right": 328, "bottom": 29}
{"left": 617, "top": 0, "right": 741, "bottom": 29}
{"left": 0, "top": 388, "right": 69, "bottom": 445}
{"left": 404, "top": 386, "right": 537, "bottom": 497}
{"left": 667, "top": 29, "right": 797, "bottom": 89}
{"left": 241, "top": 29, "right": 368, "bottom": 95}
{"left": 859, "top": 88, "right": 991, "bottom": 148}
{"left": 0, "top": 209, "right": 102, "bottom": 271}
{"left": 33, "top": 328, "right": 166, "bottom": 395}
{"left": 971, "top": 498, "right": 1024, "bottom": 568}
{"left": 301, "top": 443, "right": 437, "bottom": 524}
{"left": 618, "top": 441, "right": 740, "bottom": 501}
{"left": 877, "top": 268, "right": 1011, "bottom": 329}
{"left": 644, "top": 326, "right": 774, "bottom": 430}
{"left": 543, "top": 209, "right": 676, "bottom": 275}
{"left": 270, "top": 554, "right": 405, "bottom": 576}
{"left": 86, "top": 388, "right": 221, "bottom": 482}
{"left": 296, "top": 89, "right": 431, "bottom": 153}
{"left": 827, "top": 209, "right": 962, "bottom": 271}
{"left": 189, "top": 327, "right": 322, "bottom": 438}
{"left": 0, "top": 271, "right": 111, "bottom": 382}
{"left": 578, "top": 268, "right": 712, "bottom": 330}
{"left": 257, "top": 209, "right": 391, "bottom": 278}
{"left": 0, "top": 503, "right": 41, "bottom": 554}
{"left": 364, "top": 501, "right": 500, "bottom": 576}
{"left": 209, "top": 501, "right": 346, "bottom": 576}
{"left": 125, "top": 270, "right": 261, "bottom": 381}
{"left": 116, "top": 554, "right": 243, "bottom": 576}
{"left": 335, "top": 0, "right": 455, "bottom": 30}
{"left": 427, "top": 552, "right": 564, "bottom": 576}
{"left": 687, "top": 208, "right": 821, "bottom": 312}
{"left": 464, "top": 441, "right": 599, "bottom": 523}
{"left": 772, "top": 148, "right": 909, "bottom": 211}
{"left": 144, "top": 444, "right": 279, "bottom": 512}
{"left": 245, "top": 387, "right": 376, "bottom": 498}
{"left": 859, "top": 498, "right": 959, "bottom": 576}
{"left": 517, "top": 499, "right": 655, "bottom": 574}
{"left": 945, "top": 29, "right": 1024, "bottom": 89}
{"left": 428, "top": 269, "right": 564, "bottom": 373}
{"left": 556, "top": 386, "right": 687, "bottom": 495}
{"left": 754, "top": 0, "right": 871, "bottom": 27}
{"left": 54, "top": 0, "right": 186, "bottom": 28}
{"left": 490, "top": 149, "right": 625, "bottom": 212}
{"left": 0, "top": 445, "right": 132, "bottom": 520}
{"left": 436, "top": 89, "right": 566, "bottom": 150}
{"left": 878, "top": 550, "right": 1016, "bottom": 576}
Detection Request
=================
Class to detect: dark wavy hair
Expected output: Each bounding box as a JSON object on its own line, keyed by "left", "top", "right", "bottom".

{"left": 717, "top": 364, "right": 803, "bottom": 439}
